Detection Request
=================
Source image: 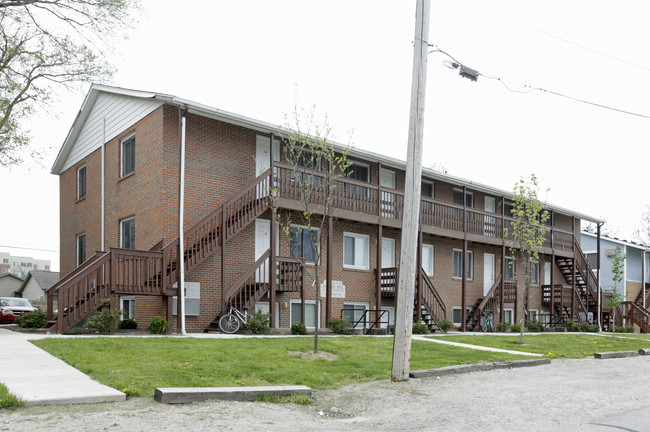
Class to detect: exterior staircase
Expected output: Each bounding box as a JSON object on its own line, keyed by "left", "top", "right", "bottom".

{"left": 416, "top": 269, "right": 446, "bottom": 332}
{"left": 46, "top": 169, "right": 281, "bottom": 333}
{"left": 464, "top": 275, "right": 516, "bottom": 331}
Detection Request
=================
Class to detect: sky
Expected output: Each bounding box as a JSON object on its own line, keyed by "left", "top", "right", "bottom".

{"left": 1, "top": 0, "right": 648, "bottom": 272}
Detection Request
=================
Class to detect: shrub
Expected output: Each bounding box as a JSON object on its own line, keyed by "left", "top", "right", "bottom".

{"left": 511, "top": 323, "right": 522, "bottom": 333}
{"left": 565, "top": 321, "right": 580, "bottom": 332}
{"left": 579, "top": 322, "right": 598, "bottom": 332}
{"left": 614, "top": 325, "right": 634, "bottom": 334}
{"left": 527, "top": 320, "right": 545, "bottom": 332}
{"left": 291, "top": 322, "right": 307, "bottom": 335}
{"left": 86, "top": 300, "right": 122, "bottom": 334}
{"left": 438, "top": 319, "right": 453, "bottom": 334}
{"left": 496, "top": 321, "right": 511, "bottom": 333}
{"left": 328, "top": 318, "right": 353, "bottom": 334}
{"left": 147, "top": 316, "right": 169, "bottom": 334}
{"left": 388, "top": 325, "right": 395, "bottom": 334}
{"left": 15, "top": 310, "right": 47, "bottom": 328}
{"left": 412, "top": 323, "right": 429, "bottom": 334}
{"left": 245, "top": 309, "right": 270, "bottom": 334}
{"left": 118, "top": 318, "right": 138, "bottom": 330}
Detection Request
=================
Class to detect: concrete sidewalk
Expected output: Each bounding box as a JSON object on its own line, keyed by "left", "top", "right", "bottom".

{"left": 0, "top": 327, "right": 125, "bottom": 406}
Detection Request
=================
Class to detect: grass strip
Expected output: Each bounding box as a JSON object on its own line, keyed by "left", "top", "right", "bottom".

{"left": 32, "top": 336, "right": 529, "bottom": 397}
{"left": 0, "top": 382, "right": 24, "bottom": 410}
{"left": 428, "top": 334, "right": 650, "bottom": 358}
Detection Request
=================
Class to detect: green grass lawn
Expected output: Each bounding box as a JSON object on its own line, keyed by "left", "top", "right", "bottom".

{"left": 32, "top": 336, "right": 529, "bottom": 397}
{"left": 0, "top": 383, "right": 24, "bottom": 410}
{"left": 429, "top": 333, "right": 650, "bottom": 358}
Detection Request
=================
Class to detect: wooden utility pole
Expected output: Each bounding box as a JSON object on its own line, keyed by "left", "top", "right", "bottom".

{"left": 391, "top": 0, "right": 430, "bottom": 382}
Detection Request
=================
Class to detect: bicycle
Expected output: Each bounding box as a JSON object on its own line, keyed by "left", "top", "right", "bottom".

{"left": 218, "top": 302, "right": 252, "bottom": 334}
{"left": 480, "top": 309, "right": 496, "bottom": 332}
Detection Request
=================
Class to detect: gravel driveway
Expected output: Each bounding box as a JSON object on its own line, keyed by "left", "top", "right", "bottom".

{"left": 5, "top": 356, "right": 650, "bottom": 432}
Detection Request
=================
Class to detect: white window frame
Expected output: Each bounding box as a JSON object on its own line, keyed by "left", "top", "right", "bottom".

{"left": 528, "top": 309, "right": 539, "bottom": 323}
{"left": 505, "top": 256, "right": 516, "bottom": 280}
{"left": 290, "top": 300, "right": 320, "bottom": 329}
{"left": 343, "top": 232, "right": 370, "bottom": 270}
{"left": 120, "top": 133, "right": 135, "bottom": 177}
{"left": 343, "top": 301, "right": 370, "bottom": 329}
{"left": 289, "top": 225, "right": 320, "bottom": 265}
{"left": 76, "top": 233, "right": 86, "bottom": 266}
{"left": 452, "top": 306, "right": 473, "bottom": 326}
{"left": 120, "top": 295, "right": 135, "bottom": 320}
{"left": 120, "top": 217, "right": 135, "bottom": 249}
{"left": 255, "top": 301, "right": 280, "bottom": 328}
{"left": 453, "top": 188, "right": 474, "bottom": 207}
{"left": 504, "top": 308, "right": 514, "bottom": 325}
{"left": 453, "top": 249, "right": 473, "bottom": 280}
{"left": 530, "top": 261, "right": 540, "bottom": 286}
{"left": 422, "top": 243, "right": 434, "bottom": 276}
{"left": 77, "top": 164, "right": 87, "bottom": 200}
{"left": 380, "top": 306, "right": 395, "bottom": 329}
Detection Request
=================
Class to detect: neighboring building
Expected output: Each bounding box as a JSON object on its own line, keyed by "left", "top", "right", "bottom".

{"left": 0, "top": 252, "right": 51, "bottom": 278}
{"left": 48, "top": 84, "right": 605, "bottom": 334}
{"left": 581, "top": 232, "right": 650, "bottom": 330}
{"left": 17, "top": 270, "right": 60, "bottom": 302}
{"left": 0, "top": 273, "right": 24, "bottom": 297}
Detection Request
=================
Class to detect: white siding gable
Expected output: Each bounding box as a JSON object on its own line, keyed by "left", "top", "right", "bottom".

{"left": 61, "top": 92, "right": 163, "bottom": 171}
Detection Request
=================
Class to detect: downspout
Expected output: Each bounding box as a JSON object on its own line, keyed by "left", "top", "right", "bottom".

{"left": 178, "top": 107, "right": 188, "bottom": 335}
{"left": 597, "top": 222, "right": 602, "bottom": 331}
{"left": 643, "top": 249, "right": 647, "bottom": 310}
{"left": 101, "top": 118, "right": 106, "bottom": 251}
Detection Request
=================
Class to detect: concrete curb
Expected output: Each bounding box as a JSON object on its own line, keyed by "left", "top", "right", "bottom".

{"left": 594, "top": 351, "right": 639, "bottom": 359}
{"left": 638, "top": 348, "right": 650, "bottom": 356}
{"left": 154, "top": 385, "right": 312, "bottom": 404}
{"left": 409, "top": 358, "right": 551, "bottom": 379}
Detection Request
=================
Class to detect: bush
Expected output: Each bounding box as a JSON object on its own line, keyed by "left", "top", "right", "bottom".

{"left": 566, "top": 321, "right": 580, "bottom": 332}
{"left": 15, "top": 310, "right": 47, "bottom": 328}
{"left": 291, "top": 322, "right": 307, "bottom": 335}
{"left": 496, "top": 321, "right": 511, "bottom": 333}
{"left": 147, "top": 316, "right": 169, "bottom": 334}
{"left": 527, "top": 320, "right": 545, "bottom": 333}
{"left": 86, "top": 300, "right": 122, "bottom": 334}
{"left": 118, "top": 318, "right": 138, "bottom": 330}
{"left": 245, "top": 309, "right": 270, "bottom": 334}
{"left": 579, "top": 322, "right": 598, "bottom": 333}
{"left": 614, "top": 325, "right": 634, "bottom": 334}
{"left": 412, "top": 323, "right": 429, "bottom": 334}
{"left": 511, "top": 323, "right": 522, "bottom": 333}
{"left": 438, "top": 319, "right": 453, "bottom": 334}
{"left": 329, "top": 318, "right": 353, "bottom": 334}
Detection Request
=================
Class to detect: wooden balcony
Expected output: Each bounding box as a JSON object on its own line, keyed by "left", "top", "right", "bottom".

{"left": 273, "top": 162, "right": 576, "bottom": 257}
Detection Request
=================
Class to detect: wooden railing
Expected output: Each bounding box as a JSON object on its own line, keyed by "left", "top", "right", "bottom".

{"left": 276, "top": 257, "right": 304, "bottom": 292}
{"left": 572, "top": 238, "right": 599, "bottom": 307}
{"left": 379, "top": 267, "right": 398, "bottom": 297}
{"left": 622, "top": 301, "right": 650, "bottom": 333}
{"left": 112, "top": 248, "right": 164, "bottom": 294}
{"left": 475, "top": 276, "right": 503, "bottom": 324}
{"left": 225, "top": 249, "right": 272, "bottom": 311}
{"left": 419, "top": 270, "right": 446, "bottom": 327}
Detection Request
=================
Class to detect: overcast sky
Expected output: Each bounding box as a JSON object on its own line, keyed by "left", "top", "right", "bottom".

{"left": 1, "top": 0, "right": 648, "bottom": 272}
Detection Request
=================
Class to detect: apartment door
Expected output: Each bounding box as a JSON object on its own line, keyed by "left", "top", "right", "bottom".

{"left": 483, "top": 253, "right": 495, "bottom": 296}
{"left": 255, "top": 136, "right": 280, "bottom": 197}
{"left": 380, "top": 169, "right": 396, "bottom": 218}
{"left": 484, "top": 196, "right": 496, "bottom": 237}
{"left": 382, "top": 238, "right": 395, "bottom": 268}
{"left": 544, "top": 262, "right": 551, "bottom": 285}
{"left": 255, "top": 219, "right": 270, "bottom": 283}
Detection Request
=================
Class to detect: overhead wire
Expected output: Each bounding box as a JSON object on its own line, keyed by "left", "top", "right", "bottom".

{"left": 429, "top": 46, "right": 650, "bottom": 119}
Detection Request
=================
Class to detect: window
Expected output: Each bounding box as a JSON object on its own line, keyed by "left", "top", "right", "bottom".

{"left": 45, "top": 265, "right": 50, "bottom": 270}
{"left": 343, "top": 232, "right": 369, "bottom": 270}
{"left": 530, "top": 262, "right": 540, "bottom": 285}
{"left": 77, "top": 164, "right": 86, "bottom": 199}
{"left": 20, "top": 262, "right": 26, "bottom": 267}
{"left": 172, "top": 282, "right": 201, "bottom": 316}
{"left": 290, "top": 300, "right": 319, "bottom": 328}
{"left": 422, "top": 244, "right": 434, "bottom": 276}
{"left": 453, "top": 188, "right": 474, "bottom": 207}
{"left": 421, "top": 180, "right": 434, "bottom": 212}
{"left": 505, "top": 257, "right": 515, "bottom": 280}
{"left": 453, "top": 249, "right": 473, "bottom": 279}
{"left": 289, "top": 226, "right": 319, "bottom": 264}
{"left": 121, "top": 134, "right": 135, "bottom": 176}
{"left": 528, "top": 309, "right": 539, "bottom": 323}
{"left": 120, "top": 217, "right": 135, "bottom": 249}
{"left": 26, "top": 263, "right": 32, "bottom": 268}
{"left": 33, "top": 265, "right": 38, "bottom": 270}
{"left": 120, "top": 296, "right": 135, "bottom": 320}
{"left": 504, "top": 308, "right": 514, "bottom": 325}
{"left": 2, "top": 269, "right": 7, "bottom": 274}
{"left": 452, "top": 306, "right": 473, "bottom": 326}
{"left": 76, "top": 233, "right": 86, "bottom": 266}
{"left": 585, "top": 252, "right": 598, "bottom": 270}
{"left": 2, "top": 258, "right": 8, "bottom": 264}
{"left": 343, "top": 302, "right": 369, "bottom": 328}
{"left": 347, "top": 162, "right": 369, "bottom": 196}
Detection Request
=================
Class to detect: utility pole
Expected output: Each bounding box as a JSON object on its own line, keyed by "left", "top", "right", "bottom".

{"left": 392, "top": 0, "right": 430, "bottom": 381}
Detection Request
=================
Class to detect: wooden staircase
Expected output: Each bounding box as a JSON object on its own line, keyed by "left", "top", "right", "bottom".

{"left": 46, "top": 169, "right": 274, "bottom": 334}
{"left": 417, "top": 268, "right": 446, "bottom": 332}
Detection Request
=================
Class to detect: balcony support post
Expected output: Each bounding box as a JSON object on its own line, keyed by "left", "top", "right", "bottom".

{"left": 376, "top": 224, "right": 383, "bottom": 324}
{"left": 461, "top": 239, "right": 467, "bottom": 332}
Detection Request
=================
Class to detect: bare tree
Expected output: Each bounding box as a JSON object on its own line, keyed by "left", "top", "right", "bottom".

{"left": 271, "top": 105, "right": 351, "bottom": 353}
{"left": 0, "top": 0, "right": 138, "bottom": 166}
{"left": 633, "top": 205, "right": 650, "bottom": 247}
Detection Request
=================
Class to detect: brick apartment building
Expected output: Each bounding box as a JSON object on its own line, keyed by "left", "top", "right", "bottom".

{"left": 48, "top": 84, "right": 607, "bottom": 334}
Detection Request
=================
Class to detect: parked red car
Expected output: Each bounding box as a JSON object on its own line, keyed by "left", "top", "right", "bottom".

{"left": 0, "top": 297, "right": 37, "bottom": 324}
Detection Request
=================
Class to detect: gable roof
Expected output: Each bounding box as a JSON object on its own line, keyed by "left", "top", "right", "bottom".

{"left": 52, "top": 84, "right": 604, "bottom": 225}
{"left": 0, "top": 273, "right": 23, "bottom": 283}
{"left": 17, "top": 270, "right": 60, "bottom": 295}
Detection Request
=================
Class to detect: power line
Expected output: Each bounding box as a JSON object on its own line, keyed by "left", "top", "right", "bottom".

{"left": 430, "top": 46, "right": 650, "bottom": 119}
{"left": 0, "top": 244, "right": 59, "bottom": 253}
{"left": 461, "top": 0, "right": 650, "bottom": 73}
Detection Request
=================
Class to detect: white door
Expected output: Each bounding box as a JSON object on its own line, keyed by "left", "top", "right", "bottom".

{"left": 484, "top": 196, "right": 496, "bottom": 237}
{"left": 255, "top": 219, "right": 270, "bottom": 283}
{"left": 381, "top": 237, "right": 395, "bottom": 268}
{"left": 380, "top": 306, "right": 395, "bottom": 329}
{"left": 255, "top": 136, "right": 280, "bottom": 198}
{"left": 380, "top": 169, "right": 396, "bottom": 218}
{"left": 544, "top": 262, "right": 551, "bottom": 285}
{"left": 483, "top": 253, "right": 495, "bottom": 296}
